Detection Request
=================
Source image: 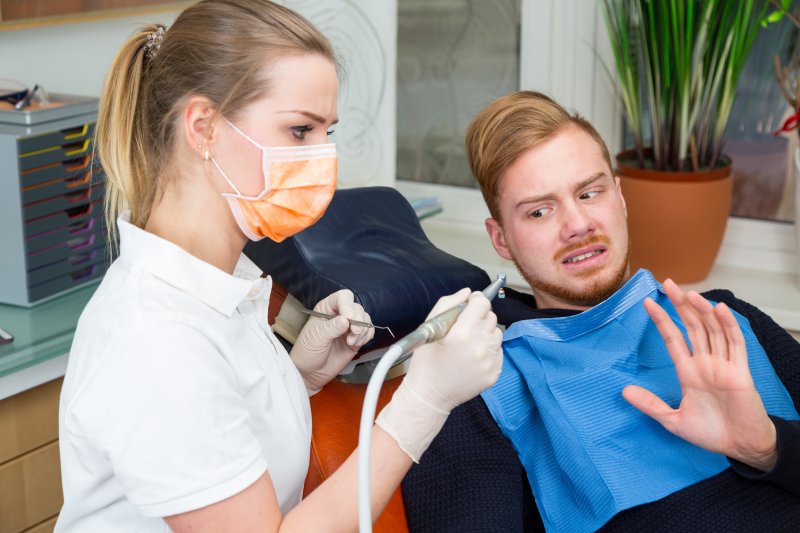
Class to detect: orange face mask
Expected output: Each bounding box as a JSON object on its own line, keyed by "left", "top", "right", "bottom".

{"left": 212, "top": 119, "right": 337, "bottom": 242}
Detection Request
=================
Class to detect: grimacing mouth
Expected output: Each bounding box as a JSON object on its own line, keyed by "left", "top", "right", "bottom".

{"left": 562, "top": 247, "right": 606, "bottom": 264}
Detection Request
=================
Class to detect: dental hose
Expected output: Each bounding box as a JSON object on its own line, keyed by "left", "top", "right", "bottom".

{"left": 357, "top": 274, "right": 506, "bottom": 533}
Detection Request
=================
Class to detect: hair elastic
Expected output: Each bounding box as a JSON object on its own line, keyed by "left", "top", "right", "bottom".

{"left": 144, "top": 26, "right": 167, "bottom": 61}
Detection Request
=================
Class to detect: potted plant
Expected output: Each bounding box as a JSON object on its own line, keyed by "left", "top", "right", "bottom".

{"left": 772, "top": 0, "right": 800, "bottom": 286}
{"left": 601, "top": 0, "right": 776, "bottom": 282}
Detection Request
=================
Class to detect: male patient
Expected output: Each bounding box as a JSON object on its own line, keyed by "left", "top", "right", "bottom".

{"left": 402, "top": 91, "right": 800, "bottom": 532}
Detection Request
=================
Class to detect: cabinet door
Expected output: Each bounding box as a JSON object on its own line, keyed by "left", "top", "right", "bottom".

{"left": 25, "top": 516, "right": 58, "bottom": 533}
{"left": 0, "top": 441, "right": 62, "bottom": 533}
{"left": 0, "top": 379, "right": 61, "bottom": 464}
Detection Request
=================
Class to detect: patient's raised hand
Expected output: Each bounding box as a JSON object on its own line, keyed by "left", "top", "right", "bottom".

{"left": 622, "top": 279, "right": 777, "bottom": 472}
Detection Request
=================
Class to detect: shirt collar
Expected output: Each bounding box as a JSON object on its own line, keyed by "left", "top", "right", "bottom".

{"left": 117, "top": 212, "right": 264, "bottom": 317}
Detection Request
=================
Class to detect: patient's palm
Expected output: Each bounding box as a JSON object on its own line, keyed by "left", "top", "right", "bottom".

{"left": 623, "top": 283, "right": 776, "bottom": 472}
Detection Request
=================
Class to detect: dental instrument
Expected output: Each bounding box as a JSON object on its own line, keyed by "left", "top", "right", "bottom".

{"left": 299, "top": 308, "right": 395, "bottom": 337}
{"left": 357, "top": 274, "right": 506, "bottom": 533}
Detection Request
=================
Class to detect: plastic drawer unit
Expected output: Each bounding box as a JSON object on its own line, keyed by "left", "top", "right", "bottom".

{"left": 0, "top": 94, "right": 107, "bottom": 307}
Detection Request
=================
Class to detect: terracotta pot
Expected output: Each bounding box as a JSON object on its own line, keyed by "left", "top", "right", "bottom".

{"left": 794, "top": 149, "right": 800, "bottom": 288}
{"left": 616, "top": 151, "right": 733, "bottom": 283}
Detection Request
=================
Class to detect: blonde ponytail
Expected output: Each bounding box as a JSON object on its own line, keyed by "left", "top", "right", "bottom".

{"left": 95, "top": 1, "right": 335, "bottom": 256}
{"left": 96, "top": 25, "right": 161, "bottom": 253}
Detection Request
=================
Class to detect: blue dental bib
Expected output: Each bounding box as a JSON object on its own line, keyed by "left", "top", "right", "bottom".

{"left": 481, "top": 269, "right": 798, "bottom": 532}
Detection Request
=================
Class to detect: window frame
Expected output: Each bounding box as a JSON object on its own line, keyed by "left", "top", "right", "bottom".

{"left": 396, "top": 0, "right": 798, "bottom": 279}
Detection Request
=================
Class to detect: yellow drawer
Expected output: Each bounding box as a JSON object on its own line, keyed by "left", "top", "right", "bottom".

{"left": 0, "top": 441, "right": 63, "bottom": 533}
{"left": 0, "top": 379, "right": 62, "bottom": 464}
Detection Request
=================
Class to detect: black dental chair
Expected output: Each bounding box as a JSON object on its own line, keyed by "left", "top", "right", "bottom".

{"left": 244, "top": 186, "right": 489, "bottom": 532}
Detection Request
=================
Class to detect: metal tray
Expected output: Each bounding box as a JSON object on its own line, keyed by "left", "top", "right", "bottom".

{"left": 0, "top": 93, "right": 98, "bottom": 126}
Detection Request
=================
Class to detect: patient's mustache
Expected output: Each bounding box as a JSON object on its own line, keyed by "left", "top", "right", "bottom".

{"left": 554, "top": 235, "right": 610, "bottom": 262}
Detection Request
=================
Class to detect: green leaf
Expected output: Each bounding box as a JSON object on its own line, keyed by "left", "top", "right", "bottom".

{"left": 599, "top": 0, "right": 775, "bottom": 171}
{"left": 765, "top": 10, "right": 786, "bottom": 24}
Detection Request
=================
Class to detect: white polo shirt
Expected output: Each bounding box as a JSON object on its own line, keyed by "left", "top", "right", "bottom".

{"left": 56, "top": 214, "right": 311, "bottom": 532}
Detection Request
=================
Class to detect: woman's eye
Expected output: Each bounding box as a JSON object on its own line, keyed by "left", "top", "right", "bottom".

{"left": 326, "top": 128, "right": 335, "bottom": 136}
{"left": 291, "top": 125, "right": 312, "bottom": 139}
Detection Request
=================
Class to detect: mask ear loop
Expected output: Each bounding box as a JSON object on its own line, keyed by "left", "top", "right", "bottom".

{"left": 224, "top": 117, "right": 271, "bottom": 193}
{"left": 210, "top": 157, "right": 244, "bottom": 196}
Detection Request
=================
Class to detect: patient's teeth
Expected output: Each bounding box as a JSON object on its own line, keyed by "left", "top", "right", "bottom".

{"left": 566, "top": 250, "right": 602, "bottom": 263}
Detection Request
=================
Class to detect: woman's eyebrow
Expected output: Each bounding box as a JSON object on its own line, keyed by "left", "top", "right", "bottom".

{"left": 279, "top": 109, "right": 339, "bottom": 125}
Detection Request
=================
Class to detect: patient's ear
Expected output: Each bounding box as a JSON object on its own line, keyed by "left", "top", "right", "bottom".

{"left": 485, "top": 217, "right": 513, "bottom": 261}
{"left": 615, "top": 176, "right": 628, "bottom": 218}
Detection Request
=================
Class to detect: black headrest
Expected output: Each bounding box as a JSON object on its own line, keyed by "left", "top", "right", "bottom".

{"left": 244, "top": 186, "right": 490, "bottom": 348}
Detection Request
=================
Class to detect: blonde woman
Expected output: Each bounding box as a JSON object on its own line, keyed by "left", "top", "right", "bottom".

{"left": 56, "top": 1, "right": 502, "bottom": 531}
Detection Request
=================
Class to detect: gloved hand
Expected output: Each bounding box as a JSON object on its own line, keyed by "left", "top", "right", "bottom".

{"left": 376, "top": 288, "right": 503, "bottom": 461}
{"left": 290, "top": 289, "right": 374, "bottom": 394}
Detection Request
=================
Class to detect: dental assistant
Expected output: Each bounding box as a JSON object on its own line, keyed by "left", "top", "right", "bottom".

{"left": 55, "top": 1, "right": 503, "bottom": 531}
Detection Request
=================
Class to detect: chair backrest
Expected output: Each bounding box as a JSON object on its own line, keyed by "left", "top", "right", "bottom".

{"left": 246, "top": 187, "right": 478, "bottom": 531}
{"left": 244, "top": 186, "right": 490, "bottom": 350}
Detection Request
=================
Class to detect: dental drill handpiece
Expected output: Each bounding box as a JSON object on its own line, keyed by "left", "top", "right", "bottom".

{"left": 357, "top": 273, "right": 507, "bottom": 533}
{"left": 392, "top": 274, "right": 507, "bottom": 358}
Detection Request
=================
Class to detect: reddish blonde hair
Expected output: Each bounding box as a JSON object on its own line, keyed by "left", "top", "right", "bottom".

{"left": 465, "top": 91, "right": 612, "bottom": 220}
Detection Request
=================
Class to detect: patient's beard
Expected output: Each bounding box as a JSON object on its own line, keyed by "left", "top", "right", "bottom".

{"left": 511, "top": 243, "right": 630, "bottom": 309}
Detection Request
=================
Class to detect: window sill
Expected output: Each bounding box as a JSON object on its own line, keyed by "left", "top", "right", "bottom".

{"left": 413, "top": 203, "right": 800, "bottom": 336}
{"left": 682, "top": 264, "right": 800, "bottom": 334}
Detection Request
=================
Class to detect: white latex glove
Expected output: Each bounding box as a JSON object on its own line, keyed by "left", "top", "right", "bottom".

{"left": 291, "top": 289, "right": 374, "bottom": 394}
{"left": 376, "top": 288, "right": 503, "bottom": 461}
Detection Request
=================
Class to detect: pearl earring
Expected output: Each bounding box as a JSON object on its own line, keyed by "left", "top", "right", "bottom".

{"left": 203, "top": 149, "right": 209, "bottom": 161}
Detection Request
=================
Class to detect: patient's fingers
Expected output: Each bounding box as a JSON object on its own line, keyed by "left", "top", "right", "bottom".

{"left": 644, "top": 297, "right": 691, "bottom": 364}
{"left": 662, "top": 279, "right": 710, "bottom": 356}
{"left": 714, "top": 302, "right": 748, "bottom": 367}
{"left": 686, "top": 291, "right": 727, "bottom": 360}
{"left": 622, "top": 384, "right": 676, "bottom": 431}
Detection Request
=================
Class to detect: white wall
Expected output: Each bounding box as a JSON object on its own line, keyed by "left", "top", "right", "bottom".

{"left": 0, "top": 11, "right": 182, "bottom": 97}
{"left": 0, "top": 0, "right": 396, "bottom": 187}
{"left": 399, "top": 0, "right": 620, "bottom": 291}
{"left": 287, "top": 0, "right": 396, "bottom": 187}
{"left": 521, "top": 0, "right": 620, "bottom": 154}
